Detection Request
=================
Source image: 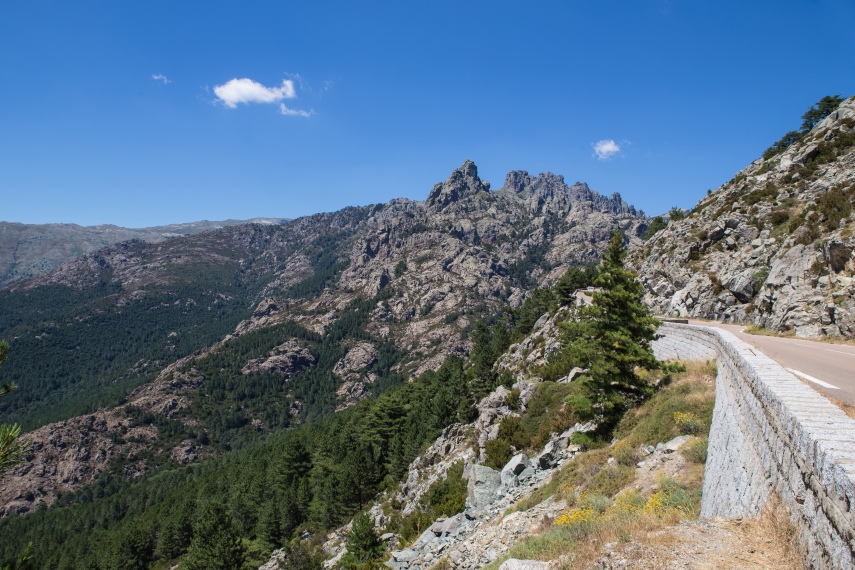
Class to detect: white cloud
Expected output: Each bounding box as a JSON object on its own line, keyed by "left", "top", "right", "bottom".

{"left": 152, "top": 74, "right": 171, "bottom": 84}
{"left": 213, "top": 78, "right": 296, "bottom": 109}
{"left": 593, "top": 139, "right": 621, "bottom": 160}
{"left": 279, "top": 104, "right": 314, "bottom": 118}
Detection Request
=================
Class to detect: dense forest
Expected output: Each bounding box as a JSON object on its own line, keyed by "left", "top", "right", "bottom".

{"left": 0, "top": 256, "right": 602, "bottom": 569}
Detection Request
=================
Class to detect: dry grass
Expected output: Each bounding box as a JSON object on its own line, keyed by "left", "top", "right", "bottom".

{"left": 560, "top": 511, "right": 687, "bottom": 569}
{"left": 824, "top": 395, "right": 855, "bottom": 420}
{"left": 731, "top": 494, "right": 806, "bottom": 570}
{"left": 744, "top": 324, "right": 855, "bottom": 346}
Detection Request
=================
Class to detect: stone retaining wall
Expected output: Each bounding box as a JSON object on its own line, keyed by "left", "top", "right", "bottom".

{"left": 653, "top": 323, "right": 855, "bottom": 568}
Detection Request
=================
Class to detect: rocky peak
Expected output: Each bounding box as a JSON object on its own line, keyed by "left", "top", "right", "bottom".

{"left": 425, "top": 160, "right": 491, "bottom": 210}
{"left": 607, "top": 191, "right": 637, "bottom": 216}
{"left": 501, "top": 171, "right": 638, "bottom": 217}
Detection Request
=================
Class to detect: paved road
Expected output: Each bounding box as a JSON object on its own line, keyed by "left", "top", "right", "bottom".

{"left": 687, "top": 320, "right": 855, "bottom": 407}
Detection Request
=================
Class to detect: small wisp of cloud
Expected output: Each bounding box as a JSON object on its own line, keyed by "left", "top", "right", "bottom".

{"left": 593, "top": 139, "right": 621, "bottom": 160}
{"left": 213, "top": 77, "right": 312, "bottom": 117}
{"left": 152, "top": 74, "right": 171, "bottom": 84}
{"left": 280, "top": 105, "right": 314, "bottom": 117}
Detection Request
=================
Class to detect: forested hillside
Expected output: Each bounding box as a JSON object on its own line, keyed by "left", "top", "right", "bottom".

{"left": 0, "top": 218, "right": 289, "bottom": 288}
{"left": 0, "top": 239, "right": 603, "bottom": 569}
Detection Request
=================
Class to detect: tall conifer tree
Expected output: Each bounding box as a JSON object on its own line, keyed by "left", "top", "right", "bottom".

{"left": 561, "top": 230, "right": 661, "bottom": 432}
{"left": 182, "top": 502, "right": 246, "bottom": 570}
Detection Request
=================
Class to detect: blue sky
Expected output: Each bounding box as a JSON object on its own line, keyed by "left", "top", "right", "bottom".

{"left": 2, "top": 1, "right": 853, "bottom": 227}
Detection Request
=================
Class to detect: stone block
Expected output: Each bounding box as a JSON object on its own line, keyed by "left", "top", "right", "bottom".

{"left": 466, "top": 464, "right": 501, "bottom": 509}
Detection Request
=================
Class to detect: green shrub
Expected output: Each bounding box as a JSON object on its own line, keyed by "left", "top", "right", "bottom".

{"left": 504, "top": 389, "right": 521, "bottom": 410}
{"left": 673, "top": 411, "right": 704, "bottom": 435}
{"left": 681, "top": 437, "right": 708, "bottom": 464}
{"left": 644, "top": 217, "right": 667, "bottom": 240}
{"left": 394, "top": 260, "right": 408, "bottom": 278}
{"left": 497, "top": 416, "right": 528, "bottom": 450}
{"left": 612, "top": 441, "right": 639, "bottom": 467}
{"left": 816, "top": 184, "right": 855, "bottom": 230}
{"left": 421, "top": 461, "right": 467, "bottom": 517}
{"left": 768, "top": 210, "right": 790, "bottom": 227}
{"left": 668, "top": 207, "right": 685, "bottom": 221}
{"left": 484, "top": 439, "right": 513, "bottom": 470}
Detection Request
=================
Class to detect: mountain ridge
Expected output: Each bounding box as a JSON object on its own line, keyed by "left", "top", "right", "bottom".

{"left": 0, "top": 217, "right": 289, "bottom": 288}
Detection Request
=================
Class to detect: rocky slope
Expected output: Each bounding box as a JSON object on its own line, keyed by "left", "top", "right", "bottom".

{"left": 631, "top": 96, "right": 855, "bottom": 338}
{"left": 1, "top": 160, "right": 647, "bottom": 515}
{"left": 0, "top": 217, "right": 288, "bottom": 288}
{"left": 269, "top": 304, "right": 712, "bottom": 570}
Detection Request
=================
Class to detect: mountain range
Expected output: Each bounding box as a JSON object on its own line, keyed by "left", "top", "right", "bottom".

{"left": 0, "top": 159, "right": 646, "bottom": 516}
{"left": 0, "top": 218, "right": 289, "bottom": 288}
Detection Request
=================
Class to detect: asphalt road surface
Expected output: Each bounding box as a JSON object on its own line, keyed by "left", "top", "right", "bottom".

{"left": 687, "top": 320, "right": 855, "bottom": 407}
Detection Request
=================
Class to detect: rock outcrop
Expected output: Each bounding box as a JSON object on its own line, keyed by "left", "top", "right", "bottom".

{"left": 631, "top": 96, "right": 855, "bottom": 338}
{"left": 241, "top": 339, "right": 315, "bottom": 378}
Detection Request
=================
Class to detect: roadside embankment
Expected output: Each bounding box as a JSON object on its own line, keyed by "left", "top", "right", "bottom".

{"left": 653, "top": 322, "right": 855, "bottom": 568}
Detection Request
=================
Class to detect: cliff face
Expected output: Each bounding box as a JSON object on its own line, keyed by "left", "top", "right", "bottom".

{"left": 631, "top": 97, "right": 855, "bottom": 338}
{"left": 0, "top": 160, "right": 646, "bottom": 515}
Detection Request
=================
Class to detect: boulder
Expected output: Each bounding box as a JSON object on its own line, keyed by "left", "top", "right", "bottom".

{"left": 240, "top": 340, "right": 315, "bottom": 378}
{"left": 656, "top": 435, "right": 692, "bottom": 453}
{"left": 466, "top": 464, "right": 501, "bottom": 509}
{"left": 500, "top": 454, "right": 530, "bottom": 489}
{"left": 558, "top": 366, "right": 586, "bottom": 383}
{"left": 723, "top": 272, "right": 756, "bottom": 303}
{"left": 536, "top": 440, "right": 556, "bottom": 469}
{"left": 332, "top": 343, "right": 378, "bottom": 378}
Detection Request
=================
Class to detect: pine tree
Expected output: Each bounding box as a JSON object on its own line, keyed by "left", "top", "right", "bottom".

{"left": 800, "top": 95, "right": 844, "bottom": 131}
{"left": 469, "top": 323, "right": 497, "bottom": 397}
{"left": 181, "top": 502, "right": 246, "bottom": 570}
{"left": 342, "top": 511, "right": 384, "bottom": 567}
{"left": 0, "top": 341, "right": 28, "bottom": 474}
{"left": 561, "top": 230, "right": 661, "bottom": 433}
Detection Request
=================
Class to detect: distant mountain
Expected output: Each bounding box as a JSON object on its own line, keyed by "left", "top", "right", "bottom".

{"left": 0, "top": 217, "right": 289, "bottom": 287}
{"left": 0, "top": 160, "right": 646, "bottom": 516}
{"left": 631, "top": 95, "right": 855, "bottom": 338}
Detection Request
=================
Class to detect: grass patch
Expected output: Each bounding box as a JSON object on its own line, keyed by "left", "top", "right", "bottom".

{"left": 505, "top": 362, "right": 716, "bottom": 519}
{"left": 614, "top": 361, "right": 716, "bottom": 447}
{"left": 680, "top": 436, "right": 708, "bottom": 464}
{"left": 489, "top": 477, "right": 698, "bottom": 569}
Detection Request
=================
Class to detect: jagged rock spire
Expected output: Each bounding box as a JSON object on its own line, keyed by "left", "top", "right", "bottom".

{"left": 426, "top": 160, "right": 491, "bottom": 210}
{"left": 502, "top": 170, "right": 637, "bottom": 216}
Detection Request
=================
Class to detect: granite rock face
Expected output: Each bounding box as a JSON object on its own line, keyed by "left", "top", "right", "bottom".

{"left": 631, "top": 97, "right": 855, "bottom": 338}
{"left": 240, "top": 339, "right": 315, "bottom": 378}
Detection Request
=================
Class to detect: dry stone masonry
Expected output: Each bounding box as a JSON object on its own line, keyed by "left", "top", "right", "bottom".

{"left": 653, "top": 322, "right": 855, "bottom": 568}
